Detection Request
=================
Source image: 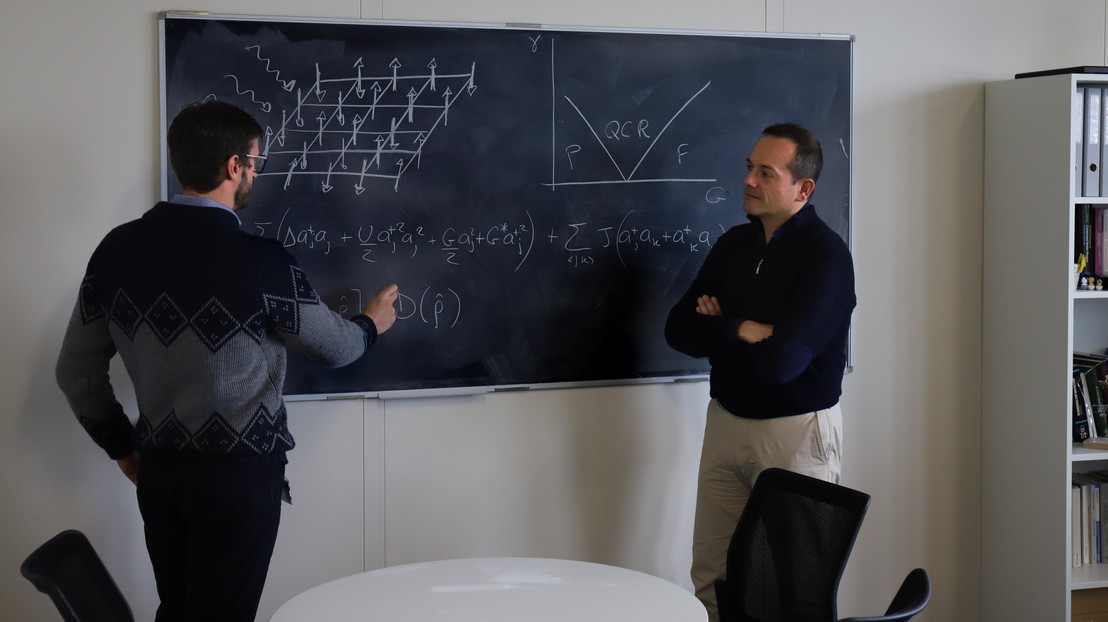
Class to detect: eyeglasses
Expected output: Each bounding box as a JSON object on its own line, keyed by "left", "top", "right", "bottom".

{"left": 236, "top": 153, "right": 268, "bottom": 174}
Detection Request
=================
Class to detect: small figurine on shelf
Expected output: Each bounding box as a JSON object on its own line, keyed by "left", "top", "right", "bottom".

{"left": 1080, "top": 276, "right": 1089, "bottom": 290}
{"left": 1098, "top": 278, "right": 1104, "bottom": 291}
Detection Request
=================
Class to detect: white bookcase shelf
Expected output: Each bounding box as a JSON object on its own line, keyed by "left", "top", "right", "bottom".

{"left": 1073, "top": 563, "right": 1108, "bottom": 590}
{"left": 1074, "top": 445, "right": 1108, "bottom": 462}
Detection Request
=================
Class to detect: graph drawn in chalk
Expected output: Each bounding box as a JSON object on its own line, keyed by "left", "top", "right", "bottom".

{"left": 226, "top": 50, "right": 478, "bottom": 194}
{"left": 542, "top": 38, "right": 716, "bottom": 188}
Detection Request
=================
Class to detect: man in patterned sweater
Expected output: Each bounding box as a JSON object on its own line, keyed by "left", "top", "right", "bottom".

{"left": 55, "top": 100, "right": 398, "bottom": 621}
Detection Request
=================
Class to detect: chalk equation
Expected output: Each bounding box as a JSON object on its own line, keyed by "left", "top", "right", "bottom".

{"left": 221, "top": 45, "right": 479, "bottom": 194}
{"left": 323, "top": 286, "right": 461, "bottom": 330}
{"left": 247, "top": 207, "right": 730, "bottom": 271}
{"left": 223, "top": 34, "right": 720, "bottom": 198}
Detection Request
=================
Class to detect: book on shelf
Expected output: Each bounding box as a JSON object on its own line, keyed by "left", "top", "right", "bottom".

{"left": 1084, "top": 477, "right": 1096, "bottom": 564}
{"left": 1078, "top": 205, "right": 1093, "bottom": 272}
{"left": 1071, "top": 471, "right": 1108, "bottom": 566}
{"left": 1091, "top": 482, "right": 1097, "bottom": 565}
{"left": 1077, "top": 352, "right": 1108, "bottom": 437}
{"left": 1084, "top": 373, "right": 1102, "bottom": 438}
{"left": 1076, "top": 484, "right": 1083, "bottom": 568}
{"left": 1100, "top": 207, "right": 1108, "bottom": 278}
{"left": 1075, "top": 473, "right": 1103, "bottom": 564}
{"left": 1078, "top": 356, "right": 1108, "bottom": 437}
{"left": 1090, "top": 471, "right": 1108, "bottom": 560}
{"left": 1101, "top": 207, "right": 1108, "bottom": 277}
{"left": 1095, "top": 479, "right": 1100, "bottom": 565}
{"left": 1091, "top": 206, "right": 1108, "bottom": 279}
{"left": 1073, "top": 206, "right": 1108, "bottom": 283}
{"left": 1097, "top": 204, "right": 1104, "bottom": 276}
{"left": 1076, "top": 366, "right": 1094, "bottom": 441}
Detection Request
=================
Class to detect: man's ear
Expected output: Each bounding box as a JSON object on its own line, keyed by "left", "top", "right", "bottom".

{"left": 794, "top": 178, "right": 815, "bottom": 203}
{"left": 223, "top": 154, "right": 243, "bottom": 183}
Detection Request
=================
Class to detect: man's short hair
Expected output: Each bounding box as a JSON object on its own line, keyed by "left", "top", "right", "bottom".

{"left": 762, "top": 122, "right": 823, "bottom": 184}
{"left": 167, "top": 101, "right": 263, "bottom": 193}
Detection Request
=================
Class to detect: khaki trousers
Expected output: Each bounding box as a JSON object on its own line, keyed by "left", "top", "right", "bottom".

{"left": 691, "top": 399, "right": 843, "bottom": 622}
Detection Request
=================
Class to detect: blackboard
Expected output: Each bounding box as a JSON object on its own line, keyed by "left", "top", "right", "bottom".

{"left": 159, "top": 13, "right": 852, "bottom": 397}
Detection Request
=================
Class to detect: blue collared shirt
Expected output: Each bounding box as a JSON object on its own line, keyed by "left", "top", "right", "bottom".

{"left": 170, "top": 193, "right": 241, "bottom": 226}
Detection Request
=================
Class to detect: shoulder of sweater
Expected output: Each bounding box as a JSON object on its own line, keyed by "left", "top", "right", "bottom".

{"left": 791, "top": 207, "right": 849, "bottom": 248}
{"left": 143, "top": 201, "right": 245, "bottom": 230}
{"left": 92, "top": 204, "right": 289, "bottom": 262}
{"left": 132, "top": 203, "right": 281, "bottom": 243}
{"left": 717, "top": 222, "right": 757, "bottom": 243}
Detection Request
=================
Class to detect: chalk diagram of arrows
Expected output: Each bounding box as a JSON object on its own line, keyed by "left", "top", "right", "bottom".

{"left": 253, "top": 55, "right": 478, "bottom": 194}
{"left": 542, "top": 40, "right": 716, "bottom": 189}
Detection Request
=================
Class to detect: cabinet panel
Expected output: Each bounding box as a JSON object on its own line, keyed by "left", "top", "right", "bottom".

{"left": 983, "top": 74, "right": 1086, "bottom": 621}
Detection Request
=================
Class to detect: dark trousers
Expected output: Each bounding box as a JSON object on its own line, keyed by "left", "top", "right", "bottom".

{"left": 137, "top": 453, "right": 285, "bottom": 622}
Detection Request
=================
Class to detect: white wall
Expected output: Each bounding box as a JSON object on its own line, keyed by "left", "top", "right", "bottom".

{"left": 3, "top": 1, "right": 1104, "bottom": 620}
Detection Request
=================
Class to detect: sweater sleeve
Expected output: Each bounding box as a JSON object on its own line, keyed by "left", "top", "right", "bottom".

{"left": 665, "top": 221, "right": 854, "bottom": 387}
{"left": 750, "top": 238, "right": 855, "bottom": 383}
{"left": 257, "top": 246, "right": 377, "bottom": 367}
{"left": 664, "top": 233, "right": 747, "bottom": 359}
{"left": 55, "top": 275, "right": 136, "bottom": 460}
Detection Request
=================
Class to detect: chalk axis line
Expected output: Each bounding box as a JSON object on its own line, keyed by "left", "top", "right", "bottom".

{"left": 543, "top": 37, "right": 717, "bottom": 189}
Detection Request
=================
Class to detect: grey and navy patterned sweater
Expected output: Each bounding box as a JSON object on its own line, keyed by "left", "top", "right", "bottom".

{"left": 55, "top": 201, "right": 376, "bottom": 462}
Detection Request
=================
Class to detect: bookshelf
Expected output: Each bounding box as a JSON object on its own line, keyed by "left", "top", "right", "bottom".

{"left": 984, "top": 74, "right": 1108, "bottom": 620}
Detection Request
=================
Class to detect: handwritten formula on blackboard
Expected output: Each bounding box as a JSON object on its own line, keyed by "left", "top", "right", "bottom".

{"left": 160, "top": 14, "right": 852, "bottom": 396}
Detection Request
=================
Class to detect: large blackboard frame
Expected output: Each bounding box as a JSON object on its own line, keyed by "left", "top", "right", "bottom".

{"left": 159, "top": 12, "right": 853, "bottom": 399}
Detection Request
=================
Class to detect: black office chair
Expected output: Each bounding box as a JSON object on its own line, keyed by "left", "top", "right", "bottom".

{"left": 839, "top": 568, "right": 931, "bottom": 622}
{"left": 20, "top": 529, "right": 134, "bottom": 622}
{"left": 715, "top": 468, "right": 871, "bottom": 622}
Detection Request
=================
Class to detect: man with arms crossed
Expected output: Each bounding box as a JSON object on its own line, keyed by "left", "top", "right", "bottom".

{"left": 56, "top": 101, "right": 399, "bottom": 621}
{"left": 665, "top": 122, "right": 856, "bottom": 622}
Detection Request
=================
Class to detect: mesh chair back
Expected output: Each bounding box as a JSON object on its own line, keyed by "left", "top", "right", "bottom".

{"left": 20, "top": 530, "right": 134, "bottom": 622}
{"left": 719, "top": 468, "right": 870, "bottom": 622}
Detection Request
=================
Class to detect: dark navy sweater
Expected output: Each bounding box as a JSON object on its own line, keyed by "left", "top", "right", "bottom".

{"left": 56, "top": 201, "right": 377, "bottom": 461}
{"left": 664, "top": 204, "right": 855, "bottom": 418}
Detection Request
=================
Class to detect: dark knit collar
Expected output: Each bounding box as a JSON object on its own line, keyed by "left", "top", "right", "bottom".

{"left": 746, "top": 202, "right": 819, "bottom": 240}
{"left": 145, "top": 201, "right": 242, "bottom": 229}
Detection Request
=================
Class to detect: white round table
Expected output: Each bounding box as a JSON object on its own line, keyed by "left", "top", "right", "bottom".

{"left": 270, "top": 557, "right": 707, "bottom": 622}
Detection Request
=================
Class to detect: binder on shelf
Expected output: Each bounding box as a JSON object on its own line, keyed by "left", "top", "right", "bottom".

{"left": 1086, "top": 86, "right": 1102, "bottom": 197}
{"left": 1078, "top": 86, "right": 1086, "bottom": 194}
{"left": 1101, "top": 88, "right": 1108, "bottom": 197}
